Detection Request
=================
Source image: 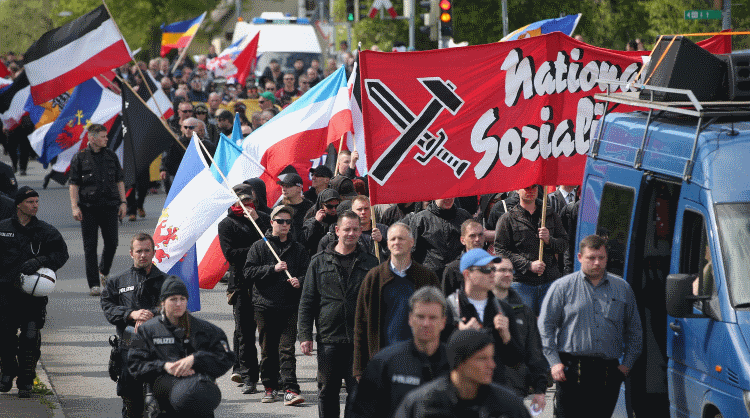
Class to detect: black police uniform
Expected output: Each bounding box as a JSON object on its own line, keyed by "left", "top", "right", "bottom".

{"left": 128, "top": 314, "right": 235, "bottom": 417}
{"left": 352, "top": 339, "right": 450, "bottom": 418}
{"left": 69, "top": 145, "right": 124, "bottom": 289}
{"left": 101, "top": 265, "right": 167, "bottom": 417}
{"left": 0, "top": 213, "right": 69, "bottom": 391}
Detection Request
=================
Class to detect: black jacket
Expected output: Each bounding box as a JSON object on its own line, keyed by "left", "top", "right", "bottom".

{"left": 298, "top": 243, "right": 378, "bottom": 344}
{"left": 404, "top": 201, "right": 472, "bottom": 277}
{"left": 446, "top": 289, "right": 524, "bottom": 384}
{"left": 301, "top": 207, "right": 338, "bottom": 255}
{"left": 217, "top": 208, "right": 270, "bottom": 292}
{"left": 502, "top": 289, "right": 549, "bottom": 396}
{"left": 353, "top": 339, "right": 450, "bottom": 418}
{"left": 0, "top": 194, "right": 15, "bottom": 221}
{"left": 317, "top": 222, "right": 389, "bottom": 260}
{"left": 100, "top": 265, "right": 167, "bottom": 337}
{"left": 393, "top": 375, "right": 532, "bottom": 418}
{"left": 494, "top": 200, "right": 568, "bottom": 286}
{"left": 243, "top": 232, "right": 310, "bottom": 310}
{"left": 441, "top": 252, "right": 464, "bottom": 297}
{"left": 379, "top": 202, "right": 421, "bottom": 227}
{"left": 69, "top": 146, "right": 124, "bottom": 207}
{"left": 128, "top": 314, "right": 235, "bottom": 384}
{"left": 0, "top": 215, "right": 69, "bottom": 286}
{"left": 560, "top": 200, "right": 580, "bottom": 275}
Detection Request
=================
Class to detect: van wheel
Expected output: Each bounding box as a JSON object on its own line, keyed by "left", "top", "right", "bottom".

{"left": 714, "top": 413, "right": 723, "bottom": 418}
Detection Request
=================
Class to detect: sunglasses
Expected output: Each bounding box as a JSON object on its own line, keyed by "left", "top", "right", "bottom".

{"left": 273, "top": 218, "right": 292, "bottom": 224}
{"left": 470, "top": 266, "right": 496, "bottom": 274}
{"left": 195, "top": 111, "right": 207, "bottom": 115}
{"left": 179, "top": 109, "right": 193, "bottom": 113}
{"left": 324, "top": 203, "right": 339, "bottom": 209}
{"left": 182, "top": 125, "right": 196, "bottom": 130}
{"left": 258, "top": 100, "right": 266, "bottom": 104}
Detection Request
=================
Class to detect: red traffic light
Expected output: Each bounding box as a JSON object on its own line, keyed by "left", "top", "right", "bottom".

{"left": 439, "top": 0, "right": 452, "bottom": 11}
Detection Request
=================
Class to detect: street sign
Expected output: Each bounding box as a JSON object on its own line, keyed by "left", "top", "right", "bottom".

{"left": 684, "top": 9, "right": 722, "bottom": 20}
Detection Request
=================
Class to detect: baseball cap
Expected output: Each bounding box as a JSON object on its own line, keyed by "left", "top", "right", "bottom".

{"left": 318, "top": 189, "right": 340, "bottom": 203}
{"left": 309, "top": 165, "right": 333, "bottom": 178}
{"left": 277, "top": 173, "right": 303, "bottom": 187}
{"left": 460, "top": 248, "right": 501, "bottom": 272}
{"left": 270, "top": 205, "right": 294, "bottom": 219}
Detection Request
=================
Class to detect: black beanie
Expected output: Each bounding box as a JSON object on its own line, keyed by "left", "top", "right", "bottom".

{"left": 15, "top": 186, "right": 39, "bottom": 206}
{"left": 447, "top": 329, "right": 494, "bottom": 369}
{"left": 160, "top": 276, "right": 190, "bottom": 301}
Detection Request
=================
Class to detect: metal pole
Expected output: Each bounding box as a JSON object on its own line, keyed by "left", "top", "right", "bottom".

{"left": 408, "top": 0, "right": 415, "bottom": 50}
{"left": 235, "top": 0, "right": 241, "bottom": 21}
{"left": 502, "top": 0, "right": 508, "bottom": 37}
{"left": 723, "top": 0, "right": 731, "bottom": 31}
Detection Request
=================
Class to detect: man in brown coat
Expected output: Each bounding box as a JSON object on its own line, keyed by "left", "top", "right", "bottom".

{"left": 352, "top": 222, "right": 440, "bottom": 378}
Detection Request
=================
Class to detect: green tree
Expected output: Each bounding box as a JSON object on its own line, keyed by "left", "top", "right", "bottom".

{"left": 0, "top": 0, "right": 59, "bottom": 54}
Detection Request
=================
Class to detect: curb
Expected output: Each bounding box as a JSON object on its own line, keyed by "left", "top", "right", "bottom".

{"left": 37, "top": 361, "right": 65, "bottom": 418}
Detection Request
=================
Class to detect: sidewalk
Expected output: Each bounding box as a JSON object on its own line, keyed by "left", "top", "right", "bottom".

{"left": 0, "top": 362, "right": 65, "bottom": 418}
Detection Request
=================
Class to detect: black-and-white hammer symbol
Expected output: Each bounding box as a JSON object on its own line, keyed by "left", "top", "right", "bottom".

{"left": 366, "top": 77, "right": 470, "bottom": 185}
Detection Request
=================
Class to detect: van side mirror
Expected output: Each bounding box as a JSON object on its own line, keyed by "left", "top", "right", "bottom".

{"left": 666, "top": 274, "right": 705, "bottom": 318}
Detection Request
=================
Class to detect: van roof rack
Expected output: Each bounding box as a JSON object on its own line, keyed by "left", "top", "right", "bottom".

{"left": 592, "top": 80, "right": 750, "bottom": 182}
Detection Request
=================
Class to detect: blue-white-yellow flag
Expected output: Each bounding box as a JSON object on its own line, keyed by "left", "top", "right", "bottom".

{"left": 500, "top": 13, "right": 581, "bottom": 42}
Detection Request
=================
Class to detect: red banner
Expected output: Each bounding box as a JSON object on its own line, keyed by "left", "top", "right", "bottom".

{"left": 360, "top": 32, "right": 728, "bottom": 205}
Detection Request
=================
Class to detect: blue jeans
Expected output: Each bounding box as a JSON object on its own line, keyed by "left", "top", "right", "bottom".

{"left": 510, "top": 281, "right": 554, "bottom": 316}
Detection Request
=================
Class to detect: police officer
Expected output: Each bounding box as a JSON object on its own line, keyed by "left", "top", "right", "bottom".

{"left": 101, "top": 233, "right": 168, "bottom": 417}
{"left": 69, "top": 123, "right": 127, "bottom": 296}
{"left": 128, "top": 277, "right": 235, "bottom": 417}
{"left": 0, "top": 187, "right": 69, "bottom": 398}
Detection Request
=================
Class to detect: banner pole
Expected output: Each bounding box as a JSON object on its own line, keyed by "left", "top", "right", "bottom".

{"left": 538, "top": 185, "right": 548, "bottom": 276}
{"left": 334, "top": 133, "right": 345, "bottom": 176}
{"left": 194, "top": 134, "right": 293, "bottom": 280}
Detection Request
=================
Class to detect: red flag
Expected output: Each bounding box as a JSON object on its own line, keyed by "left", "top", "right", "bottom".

{"left": 233, "top": 32, "right": 260, "bottom": 86}
{"left": 360, "top": 32, "right": 650, "bottom": 205}
{"left": 0, "top": 61, "right": 10, "bottom": 79}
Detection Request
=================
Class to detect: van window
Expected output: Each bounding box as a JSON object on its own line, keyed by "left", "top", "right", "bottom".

{"left": 596, "top": 183, "right": 635, "bottom": 277}
{"left": 715, "top": 203, "right": 750, "bottom": 308}
{"left": 680, "top": 210, "right": 718, "bottom": 316}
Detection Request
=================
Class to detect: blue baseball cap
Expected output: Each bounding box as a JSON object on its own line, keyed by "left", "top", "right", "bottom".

{"left": 460, "top": 248, "right": 501, "bottom": 272}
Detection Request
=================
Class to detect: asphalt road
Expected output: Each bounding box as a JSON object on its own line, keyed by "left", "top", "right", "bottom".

{"left": 1, "top": 158, "right": 565, "bottom": 417}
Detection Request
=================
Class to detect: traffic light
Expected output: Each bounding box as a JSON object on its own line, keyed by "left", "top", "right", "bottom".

{"left": 439, "top": 0, "right": 453, "bottom": 37}
{"left": 346, "top": 0, "right": 355, "bottom": 21}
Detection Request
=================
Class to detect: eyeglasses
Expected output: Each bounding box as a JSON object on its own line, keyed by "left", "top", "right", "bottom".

{"left": 195, "top": 111, "right": 207, "bottom": 115}
{"left": 179, "top": 109, "right": 193, "bottom": 113}
{"left": 258, "top": 100, "right": 266, "bottom": 104}
{"left": 273, "top": 218, "right": 292, "bottom": 224}
{"left": 182, "top": 125, "right": 196, "bottom": 130}
{"left": 300, "top": 82, "right": 310, "bottom": 85}
{"left": 470, "top": 266, "right": 496, "bottom": 274}
{"left": 324, "top": 203, "right": 339, "bottom": 209}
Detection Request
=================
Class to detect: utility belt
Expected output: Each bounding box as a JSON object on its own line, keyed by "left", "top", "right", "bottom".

{"left": 108, "top": 326, "right": 137, "bottom": 382}
{"left": 558, "top": 353, "right": 621, "bottom": 385}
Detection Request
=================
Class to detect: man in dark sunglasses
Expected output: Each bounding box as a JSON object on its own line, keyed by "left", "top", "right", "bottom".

{"left": 445, "top": 248, "right": 524, "bottom": 387}
{"left": 244, "top": 205, "right": 309, "bottom": 406}
{"left": 301, "top": 189, "right": 341, "bottom": 255}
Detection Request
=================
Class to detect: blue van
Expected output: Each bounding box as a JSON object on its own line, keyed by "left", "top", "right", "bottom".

{"left": 579, "top": 77, "right": 750, "bottom": 418}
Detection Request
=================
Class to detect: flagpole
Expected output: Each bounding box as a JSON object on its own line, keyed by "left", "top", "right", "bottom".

{"left": 101, "top": 0, "right": 172, "bottom": 129}
{"left": 193, "top": 134, "right": 293, "bottom": 280}
{"left": 351, "top": 135, "right": 380, "bottom": 261}
{"left": 114, "top": 73, "right": 186, "bottom": 151}
{"left": 538, "top": 185, "right": 548, "bottom": 276}
{"left": 334, "top": 134, "right": 345, "bottom": 176}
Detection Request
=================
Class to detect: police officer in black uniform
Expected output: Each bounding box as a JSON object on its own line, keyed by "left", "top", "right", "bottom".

{"left": 128, "top": 277, "right": 235, "bottom": 417}
{"left": 101, "top": 233, "right": 168, "bottom": 417}
{"left": 69, "top": 124, "right": 127, "bottom": 296}
{"left": 0, "top": 187, "right": 69, "bottom": 398}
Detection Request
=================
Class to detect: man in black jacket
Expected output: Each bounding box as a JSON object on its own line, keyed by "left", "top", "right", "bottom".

{"left": 393, "top": 329, "right": 531, "bottom": 418}
{"left": 301, "top": 189, "right": 340, "bottom": 255}
{"left": 352, "top": 286, "right": 450, "bottom": 418}
{"left": 495, "top": 184, "right": 568, "bottom": 315}
{"left": 299, "top": 211, "right": 379, "bottom": 417}
{"left": 244, "top": 205, "right": 310, "bottom": 406}
{"left": 442, "top": 219, "right": 486, "bottom": 297}
{"left": 218, "top": 184, "right": 270, "bottom": 394}
{"left": 446, "top": 249, "right": 524, "bottom": 386}
{"left": 404, "top": 199, "right": 472, "bottom": 278}
{"left": 0, "top": 187, "right": 69, "bottom": 398}
{"left": 101, "top": 233, "right": 167, "bottom": 417}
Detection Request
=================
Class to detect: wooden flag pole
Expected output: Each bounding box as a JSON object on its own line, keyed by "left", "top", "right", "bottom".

{"left": 334, "top": 133, "right": 345, "bottom": 176}
{"left": 194, "top": 134, "right": 293, "bottom": 280}
{"left": 538, "top": 185, "right": 548, "bottom": 276}
{"left": 114, "top": 73, "right": 185, "bottom": 151}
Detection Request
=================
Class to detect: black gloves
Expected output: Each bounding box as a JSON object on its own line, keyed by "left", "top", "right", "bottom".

{"left": 20, "top": 258, "right": 43, "bottom": 275}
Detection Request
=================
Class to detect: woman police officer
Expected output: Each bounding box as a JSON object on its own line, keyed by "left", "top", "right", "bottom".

{"left": 128, "top": 276, "right": 235, "bottom": 417}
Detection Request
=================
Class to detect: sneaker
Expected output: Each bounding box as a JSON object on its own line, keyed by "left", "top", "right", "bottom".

{"left": 242, "top": 380, "right": 257, "bottom": 394}
{"left": 261, "top": 388, "right": 277, "bottom": 403}
{"left": 90, "top": 286, "right": 101, "bottom": 296}
{"left": 99, "top": 272, "right": 108, "bottom": 287}
{"left": 283, "top": 390, "right": 304, "bottom": 406}
{"left": 138, "top": 208, "right": 146, "bottom": 218}
{"left": 18, "top": 384, "right": 31, "bottom": 398}
{"left": 230, "top": 373, "right": 243, "bottom": 385}
{"left": 128, "top": 214, "right": 137, "bottom": 222}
